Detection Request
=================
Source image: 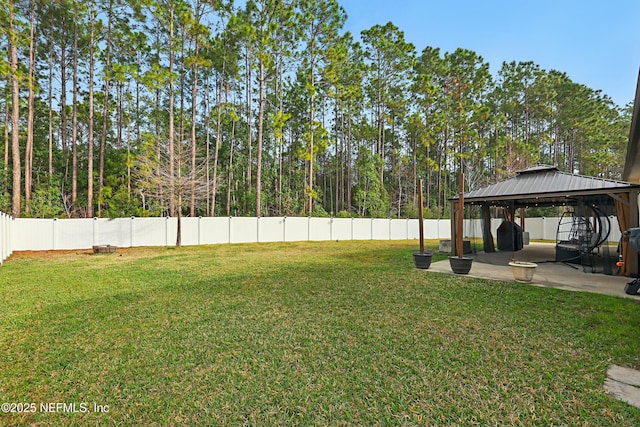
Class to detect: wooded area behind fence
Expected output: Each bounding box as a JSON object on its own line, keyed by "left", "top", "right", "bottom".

{"left": 1, "top": 1, "right": 631, "bottom": 222}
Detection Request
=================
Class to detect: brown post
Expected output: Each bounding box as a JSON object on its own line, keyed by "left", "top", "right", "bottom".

{"left": 418, "top": 179, "right": 424, "bottom": 255}
{"left": 457, "top": 173, "right": 464, "bottom": 258}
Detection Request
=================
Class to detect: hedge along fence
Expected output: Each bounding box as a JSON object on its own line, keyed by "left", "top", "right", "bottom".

{"left": 0, "top": 211, "right": 12, "bottom": 264}
{"left": 8, "top": 215, "right": 622, "bottom": 252}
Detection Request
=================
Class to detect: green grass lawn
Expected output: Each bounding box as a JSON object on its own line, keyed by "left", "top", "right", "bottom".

{"left": 1, "top": 240, "right": 640, "bottom": 426}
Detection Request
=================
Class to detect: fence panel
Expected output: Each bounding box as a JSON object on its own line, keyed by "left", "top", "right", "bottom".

{"left": 351, "top": 218, "right": 372, "bottom": 240}
{"left": 199, "top": 217, "right": 230, "bottom": 244}
{"left": 55, "top": 218, "right": 94, "bottom": 249}
{"left": 370, "top": 219, "right": 389, "bottom": 240}
{"left": 95, "top": 218, "right": 132, "bottom": 248}
{"left": 436, "top": 219, "right": 451, "bottom": 239}
{"left": 132, "top": 217, "right": 168, "bottom": 247}
{"left": 309, "top": 217, "right": 332, "bottom": 241}
{"left": 230, "top": 217, "right": 258, "bottom": 244}
{"left": 12, "top": 218, "right": 53, "bottom": 251}
{"left": 332, "top": 218, "right": 352, "bottom": 241}
{"left": 258, "top": 217, "right": 285, "bottom": 243}
{"left": 390, "top": 219, "right": 409, "bottom": 240}
{"left": 284, "top": 217, "right": 308, "bottom": 242}
{"left": 178, "top": 218, "right": 199, "bottom": 246}
{"left": 407, "top": 220, "right": 420, "bottom": 240}
{"left": 0, "top": 212, "right": 12, "bottom": 264}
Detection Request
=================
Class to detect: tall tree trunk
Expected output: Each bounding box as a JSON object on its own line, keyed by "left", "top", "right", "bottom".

{"left": 9, "top": 2, "right": 21, "bottom": 217}
{"left": 126, "top": 84, "right": 131, "bottom": 198}
{"left": 87, "top": 1, "right": 95, "bottom": 218}
{"left": 226, "top": 107, "right": 235, "bottom": 217}
{"left": 99, "top": 2, "right": 112, "bottom": 217}
{"left": 275, "top": 58, "right": 282, "bottom": 216}
{"left": 347, "top": 101, "right": 352, "bottom": 213}
{"left": 212, "top": 75, "right": 223, "bottom": 217}
{"left": 376, "top": 60, "right": 384, "bottom": 185}
{"left": 3, "top": 102, "right": 8, "bottom": 190}
{"left": 204, "top": 74, "right": 211, "bottom": 215}
{"left": 71, "top": 15, "right": 79, "bottom": 212}
{"left": 176, "top": 195, "right": 182, "bottom": 247}
{"left": 256, "top": 60, "right": 265, "bottom": 217}
{"left": 154, "top": 86, "right": 163, "bottom": 209}
{"left": 334, "top": 102, "right": 341, "bottom": 214}
{"left": 168, "top": 5, "right": 175, "bottom": 217}
{"left": 426, "top": 122, "right": 431, "bottom": 210}
{"left": 48, "top": 37, "right": 54, "bottom": 180}
{"left": 308, "top": 68, "right": 315, "bottom": 215}
{"left": 245, "top": 45, "right": 253, "bottom": 199}
{"left": 190, "top": 39, "right": 199, "bottom": 217}
{"left": 60, "top": 39, "right": 68, "bottom": 194}
{"left": 116, "top": 81, "right": 123, "bottom": 150}
{"left": 25, "top": 0, "right": 36, "bottom": 214}
{"left": 178, "top": 46, "right": 186, "bottom": 216}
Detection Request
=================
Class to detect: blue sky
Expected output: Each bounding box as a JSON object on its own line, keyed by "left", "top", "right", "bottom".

{"left": 339, "top": 0, "right": 640, "bottom": 107}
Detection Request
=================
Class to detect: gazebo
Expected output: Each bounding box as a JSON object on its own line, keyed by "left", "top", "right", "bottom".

{"left": 449, "top": 165, "right": 640, "bottom": 277}
{"left": 451, "top": 68, "right": 640, "bottom": 277}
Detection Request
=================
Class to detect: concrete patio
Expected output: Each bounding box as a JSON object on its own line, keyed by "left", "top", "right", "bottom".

{"left": 427, "top": 242, "right": 640, "bottom": 300}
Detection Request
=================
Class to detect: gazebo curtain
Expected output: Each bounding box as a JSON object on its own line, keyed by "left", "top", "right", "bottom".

{"left": 615, "top": 192, "right": 631, "bottom": 276}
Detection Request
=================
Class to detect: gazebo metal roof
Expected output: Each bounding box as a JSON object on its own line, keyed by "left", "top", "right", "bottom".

{"left": 461, "top": 165, "right": 640, "bottom": 209}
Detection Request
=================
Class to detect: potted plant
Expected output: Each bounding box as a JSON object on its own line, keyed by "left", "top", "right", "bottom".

{"left": 413, "top": 179, "right": 433, "bottom": 269}
{"left": 508, "top": 260, "right": 538, "bottom": 282}
{"left": 449, "top": 172, "right": 473, "bottom": 274}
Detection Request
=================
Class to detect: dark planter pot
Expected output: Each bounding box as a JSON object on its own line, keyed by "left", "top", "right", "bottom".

{"left": 449, "top": 256, "right": 473, "bottom": 274}
{"left": 413, "top": 251, "right": 433, "bottom": 269}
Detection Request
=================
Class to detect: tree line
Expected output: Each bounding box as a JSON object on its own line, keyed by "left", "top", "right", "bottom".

{"left": 0, "top": 0, "right": 632, "bottom": 219}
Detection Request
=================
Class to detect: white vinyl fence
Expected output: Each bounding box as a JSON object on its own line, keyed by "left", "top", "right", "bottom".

{"left": 0, "top": 211, "right": 12, "bottom": 264}
{"left": 11, "top": 216, "right": 450, "bottom": 251}
{"left": 6, "top": 215, "right": 622, "bottom": 253}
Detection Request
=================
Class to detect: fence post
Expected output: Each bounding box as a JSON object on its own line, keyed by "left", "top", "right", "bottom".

{"left": 2, "top": 213, "right": 9, "bottom": 264}
{"left": 8, "top": 215, "right": 11, "bottom": 260}
{"left": 282, "top": 217, "right": 286, "bottom": 242}
{"left": 257, "top": 217, "right": 260, "bottom": 243}
{"left": 93, "top": 217, "right": 97, "bottom": 247}
{"left": 351, "top": 217, "right": 354, "bottom": 241}
{"left": 130, "top": 217, "right": 134, "bottom": 248}
{"left": 1, "top": 213, "right": 4, "bottom": 264}
{"left": 3, "top": 213, "right": 6, "bottom": 263}
{"left": 0, "top": 213, "right": 4, "bottom": 265}
{"left": 52, "top": 218, "right": 57, "bottom": 250}
{"left": 198, "top": 216, "right": 202, "bottom": 245}
{"left": 165, "top": 216, "right": 169, "bottom": 246}
{"left": 330, "top": 217, "right": 333, "bottom": 241}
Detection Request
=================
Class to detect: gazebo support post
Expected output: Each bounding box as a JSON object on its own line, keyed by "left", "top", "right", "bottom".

{"left": 630, "top": 189, "right": 640, "bottom": 277}
{"left": 481, "top": 204, "right": 495, "bottom": 252}
{"left": 450, "top": 199, "right": 457, "bottom": 255}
